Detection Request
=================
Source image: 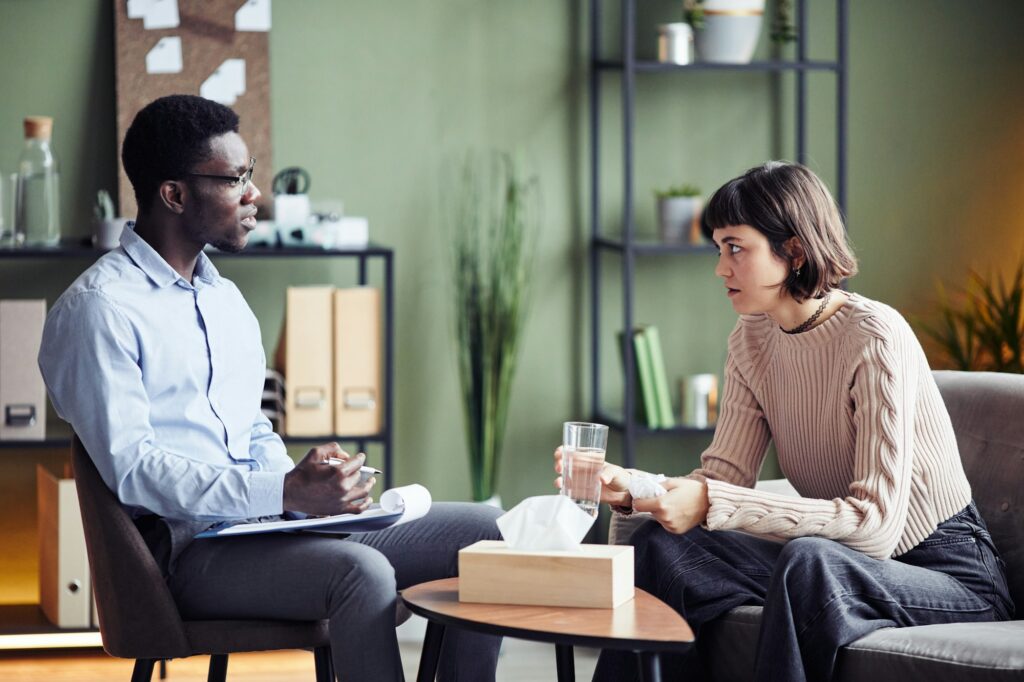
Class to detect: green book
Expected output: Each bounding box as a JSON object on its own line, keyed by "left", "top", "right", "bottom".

{"left": 632, "top": 329, "right": 661, "bottom": 429}
{"left": 643, "top": 326, "right": 676, "bottom": 428}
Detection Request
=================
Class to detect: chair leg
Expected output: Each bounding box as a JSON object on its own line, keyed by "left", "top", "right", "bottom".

{"left": 131, "top": 659, "right": 156, "bottom": 682}
{"left": 207, "top": 653, "right": 229, "bottom": 682}
{"left": 313, "top": 645, "right": 335, "bottom": 682}
{"left": 159, "top": 659, "right": 167, "bottom": 680}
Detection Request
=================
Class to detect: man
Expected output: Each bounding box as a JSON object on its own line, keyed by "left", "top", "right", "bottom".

{"left": 38, "top": 94, "right": 502, "bottom": 681}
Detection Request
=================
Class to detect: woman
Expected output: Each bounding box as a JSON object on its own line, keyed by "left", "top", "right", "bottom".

{"left": 556, "top": 162, "right": 1014, "bottom": 682}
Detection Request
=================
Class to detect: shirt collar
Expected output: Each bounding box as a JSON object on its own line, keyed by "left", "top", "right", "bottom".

{"left": 121, "top": 221, "right": 221, "bottom": 288}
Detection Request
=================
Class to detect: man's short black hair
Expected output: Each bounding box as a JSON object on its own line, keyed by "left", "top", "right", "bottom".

{"left": 121, "top": 95, "right": 239, "bottom": 214}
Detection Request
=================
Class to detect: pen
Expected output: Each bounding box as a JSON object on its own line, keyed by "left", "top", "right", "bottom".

{"left": 322, "top": 458, "right": 381, "bottom": 477}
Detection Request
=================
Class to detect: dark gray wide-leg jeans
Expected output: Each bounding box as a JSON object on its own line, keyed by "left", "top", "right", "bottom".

{"left": 168, "top": 502, "right": 504, "bottom": 682}
{"left": 593, "top": 502, "right": 1014, "bottom": 682}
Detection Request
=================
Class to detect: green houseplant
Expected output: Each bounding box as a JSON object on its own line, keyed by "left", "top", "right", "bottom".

{"left": 917, "top": 261, "right": 1024, "bottom": 373}
{"left": 447, "top": 152, "right": 539, "bottom": 502}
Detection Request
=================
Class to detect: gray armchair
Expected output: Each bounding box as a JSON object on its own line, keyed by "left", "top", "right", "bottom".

{"left": 71, "top": 436, "right": 333, "bottom": 682}
{"left": 610, "top": 370, "right": 1024, "bottom": 681}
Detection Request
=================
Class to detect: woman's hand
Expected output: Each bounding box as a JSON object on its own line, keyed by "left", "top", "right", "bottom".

{"left": 632, "top": 477, "right": 709, "bottom": 534}
{"left": 553, "top": 446, "right": 633, "bottom": 507}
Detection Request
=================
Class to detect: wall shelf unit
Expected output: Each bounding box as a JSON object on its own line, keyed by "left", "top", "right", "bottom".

{"left": 589, "top": 0, "right": 848, "bottom": 468}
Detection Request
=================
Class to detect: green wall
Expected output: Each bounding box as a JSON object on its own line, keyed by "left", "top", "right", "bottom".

{"left": 1, "top": 0, "right": 1023, "bottom": 509}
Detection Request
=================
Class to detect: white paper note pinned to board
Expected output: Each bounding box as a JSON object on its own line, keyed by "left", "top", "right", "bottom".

{"left": 200, "top": 59, "right": 247, "bottom": 106}
{"left": 141, "top": 0, "right": 179, "bottom": 30}
{"left": 127, "top": 0, "right": 150, "bottom": 19}
{"left": 235, "top": 0, "right": 271, "bottom": 32}
{"left": 145, "top": 36, "right": 183, "bottom": 74}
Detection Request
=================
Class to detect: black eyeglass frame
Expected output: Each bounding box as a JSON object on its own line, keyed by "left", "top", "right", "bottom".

{"left": 186, "top": 157, "right": 256, "bottom": 195}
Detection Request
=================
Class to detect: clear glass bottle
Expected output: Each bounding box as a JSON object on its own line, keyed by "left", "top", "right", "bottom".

{"left": 16, "top": 116, "right": 61, "bottom": 247}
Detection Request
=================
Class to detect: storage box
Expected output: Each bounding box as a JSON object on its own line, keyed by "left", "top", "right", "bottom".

{"left": 37, "top": 464, "right": 92, "bottom": 628}
{"left": 458, "top": 540, "right": 634, "bottom": 609}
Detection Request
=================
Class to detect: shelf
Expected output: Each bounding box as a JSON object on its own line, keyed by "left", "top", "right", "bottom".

{"left": 0, "top": 240, "right": 393, "bottom": 260}
{"left": 595, "top": 411, "right": 716, "bottom": 437}
{"left": 594, "top": 59, "right": 840, "bottom": 73}
{"left": 0, "top": 605, "right": 101, "bottom": 650}
{"left": 594, "top": 236, "right": 717, "bottom": 255}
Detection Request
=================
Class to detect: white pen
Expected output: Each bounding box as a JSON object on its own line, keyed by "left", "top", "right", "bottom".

{"left": 323, "top": 457, "right": 382, "bottom": 478}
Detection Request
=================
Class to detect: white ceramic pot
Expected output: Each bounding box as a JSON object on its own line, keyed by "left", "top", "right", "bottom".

{"left": 93, "top": 217, "right": 128, "bottom": 250}
{"left": 694, "top": 0, "right": 766, "bottom": 64}
{"left": 657, "top": 196, "right": 704, "bottom": 244}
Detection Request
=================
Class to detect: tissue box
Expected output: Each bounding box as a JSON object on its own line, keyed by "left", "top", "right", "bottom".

{"left": 458, "top": 540, "right": 634, "bottom": 609}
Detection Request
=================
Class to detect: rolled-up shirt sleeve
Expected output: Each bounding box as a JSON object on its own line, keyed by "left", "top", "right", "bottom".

{"left": 39, "top": 290, "right": 285, "bottom": 521}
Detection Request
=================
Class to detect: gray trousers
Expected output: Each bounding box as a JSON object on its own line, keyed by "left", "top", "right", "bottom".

{"left": 167, "top": 502, "right": 504, "bottom": 681}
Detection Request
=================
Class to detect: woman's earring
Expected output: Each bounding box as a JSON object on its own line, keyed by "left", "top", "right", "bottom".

{"left": 795, "top": 267, "right": 802, "bottom": 277}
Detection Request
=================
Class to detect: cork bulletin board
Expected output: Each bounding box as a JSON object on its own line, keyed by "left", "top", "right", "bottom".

{"left": 114, "top": 0, "right": 272, "bottom": 217}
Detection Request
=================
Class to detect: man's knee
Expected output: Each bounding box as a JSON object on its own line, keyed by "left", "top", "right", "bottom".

{"left": 430, "top": 502, "right": 503, "bottom": 544}
{"left": 326, "top": 544, "right": 396, "bottom": 607}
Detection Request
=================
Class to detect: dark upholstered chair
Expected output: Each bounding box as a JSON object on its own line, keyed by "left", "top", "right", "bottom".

{"left": 71, "top": 437, "right": 333, "bottom": 682}
{"left": 610, "top": 370, "right": 1024, "bottom": 681}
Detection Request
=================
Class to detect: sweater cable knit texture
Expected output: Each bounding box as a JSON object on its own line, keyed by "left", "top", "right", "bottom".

{"left": 692, "top": 293, "right": 972, "bottom": 559}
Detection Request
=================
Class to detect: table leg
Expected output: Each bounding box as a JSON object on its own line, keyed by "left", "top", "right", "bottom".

{"left": 555, "top": 644, "right": 575, "bottom": 681}
{"left": 637, "top": 652, "right": 662, "bottom": 682}
{"left": 416, "top": 621, "right": 446, "bottom": 682}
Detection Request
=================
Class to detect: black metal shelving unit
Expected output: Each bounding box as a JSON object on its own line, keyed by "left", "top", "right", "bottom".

{"left": 0, "top": 241, "right": 396, "bottom": 486}
{"left": 0, "top": 240, "right": 396, "bottom": 649}
{"left": 590, "top": 0, "right": 848, "bottom": 469}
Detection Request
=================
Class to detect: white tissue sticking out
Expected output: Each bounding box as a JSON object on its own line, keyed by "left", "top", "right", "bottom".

{"left": 628, "top": 472, "right": 668, "bottom": 500}
{"left": 496, "top": 495, "right": 596, "bottom": 551}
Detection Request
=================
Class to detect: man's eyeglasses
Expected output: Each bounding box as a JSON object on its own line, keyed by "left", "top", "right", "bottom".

{"left": 187, "top": 157, "right": 256, "bottom": 197}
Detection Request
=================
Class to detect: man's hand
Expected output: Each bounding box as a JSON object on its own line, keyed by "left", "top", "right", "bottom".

{"left": 632, "top": 477, "right": 709, "bottom": 534}
{"left": 283, "top": 443, "right": 375, "bottom": 516}
{"left": 553, "top": 446, "right": 633, "bottom": 508}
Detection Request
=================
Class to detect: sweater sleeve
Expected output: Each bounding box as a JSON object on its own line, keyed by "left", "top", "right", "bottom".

{"left": 688, "top": 348, "right": 772, "bottom": 488}
{"left": 704, "top": 316, "right": 918, "bottom": 559}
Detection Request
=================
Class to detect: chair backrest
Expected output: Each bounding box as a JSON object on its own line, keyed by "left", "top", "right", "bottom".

{"left": 72, "top": 436, "right": 193, "bottom": 660}
{"left": 933, "top": 370, "right": 1024, "bottom": 607}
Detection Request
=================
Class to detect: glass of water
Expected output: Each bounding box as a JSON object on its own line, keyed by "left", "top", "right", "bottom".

{"left": 560, "top": 421, "right": 609, "bottom": 517}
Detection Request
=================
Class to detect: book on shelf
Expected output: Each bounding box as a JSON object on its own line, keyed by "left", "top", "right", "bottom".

{"left": 643, "top": 326, "right": 676, "bottom": 428}
{"left": 619, "top": 327, "right": 663, "bottom": 428}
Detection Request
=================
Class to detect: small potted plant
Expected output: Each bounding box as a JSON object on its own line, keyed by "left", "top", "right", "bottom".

{"left": 655, "top": 184, "right": 703, "bottom": 244}
{"left": 92, "top": 189, "right": 125, "bottom": 250}
{"left": 685, "top": 0, "right": 796, "bottom": 64}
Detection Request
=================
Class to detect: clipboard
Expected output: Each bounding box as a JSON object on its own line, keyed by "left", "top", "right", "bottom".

{"left": 195, "top": 484, "right": 431, "bottom": 538}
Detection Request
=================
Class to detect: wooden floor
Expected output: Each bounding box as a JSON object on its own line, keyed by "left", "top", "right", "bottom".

{"left": 0, "top": 640, "right": 600, "bottom": 681}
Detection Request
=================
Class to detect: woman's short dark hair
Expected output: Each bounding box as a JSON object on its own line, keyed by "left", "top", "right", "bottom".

{"left": 121, "top": 95, "right": 239, "bottom": 214}
{"left": 701, "top": 161, "right": 857, "bottom": 302}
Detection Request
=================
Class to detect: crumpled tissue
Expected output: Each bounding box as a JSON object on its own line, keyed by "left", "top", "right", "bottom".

{"left": 628, "top": 472, "right": 668, "bottom": 499}
{"left": 496, "top": 494, "right": 596, "bottom": 551}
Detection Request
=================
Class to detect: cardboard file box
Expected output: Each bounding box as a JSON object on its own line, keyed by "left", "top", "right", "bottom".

{"left": 283, "top": 287, "right": 335, "bottom": 436}
{"left": 37, "top": 464, "right": 92, "bottom": 628}
{"left": 458, "top": 540, "right": 634, "bottom": 609}
{"left": 0, "top": 299, "right": 47, "bottom": 440}
{"left": 333, "top": 287, "right": 382, "bottom": 436}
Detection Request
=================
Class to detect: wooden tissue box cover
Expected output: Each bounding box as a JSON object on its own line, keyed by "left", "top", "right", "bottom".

{"left": 458, "top": 540, "right": 634, "bottom": 609}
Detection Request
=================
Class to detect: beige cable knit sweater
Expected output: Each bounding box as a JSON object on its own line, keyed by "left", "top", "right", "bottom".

{"left": 692, "top": 293, "right": 972, "bottom": 559}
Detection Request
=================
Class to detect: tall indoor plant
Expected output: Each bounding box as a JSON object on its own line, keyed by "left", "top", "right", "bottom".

{"left": 446, "top": 152, "right": 539, "bottom": 502}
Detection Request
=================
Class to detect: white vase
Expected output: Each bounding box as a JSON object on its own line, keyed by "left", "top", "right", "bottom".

{"left": 657, "top": 196, "right": 704, "bottom": 244}
{"left": 694, "top": 0, "right": 766, "bottom": 64}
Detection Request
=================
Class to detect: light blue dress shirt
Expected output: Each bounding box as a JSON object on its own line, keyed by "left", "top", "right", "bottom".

{"left": 38, "top": 224, "right": 294, "bottom": 523}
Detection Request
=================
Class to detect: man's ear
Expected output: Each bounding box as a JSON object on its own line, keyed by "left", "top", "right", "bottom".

{"left": 785, "top": 236, "right": 806, "bottom": 270}
{"left": 158, "top": 180, "right": 187, "bottom": 215}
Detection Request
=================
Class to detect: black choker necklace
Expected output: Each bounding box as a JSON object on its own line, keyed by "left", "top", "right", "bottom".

{"left": 783, "top": 292, "right": 831, "bottom": 334}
